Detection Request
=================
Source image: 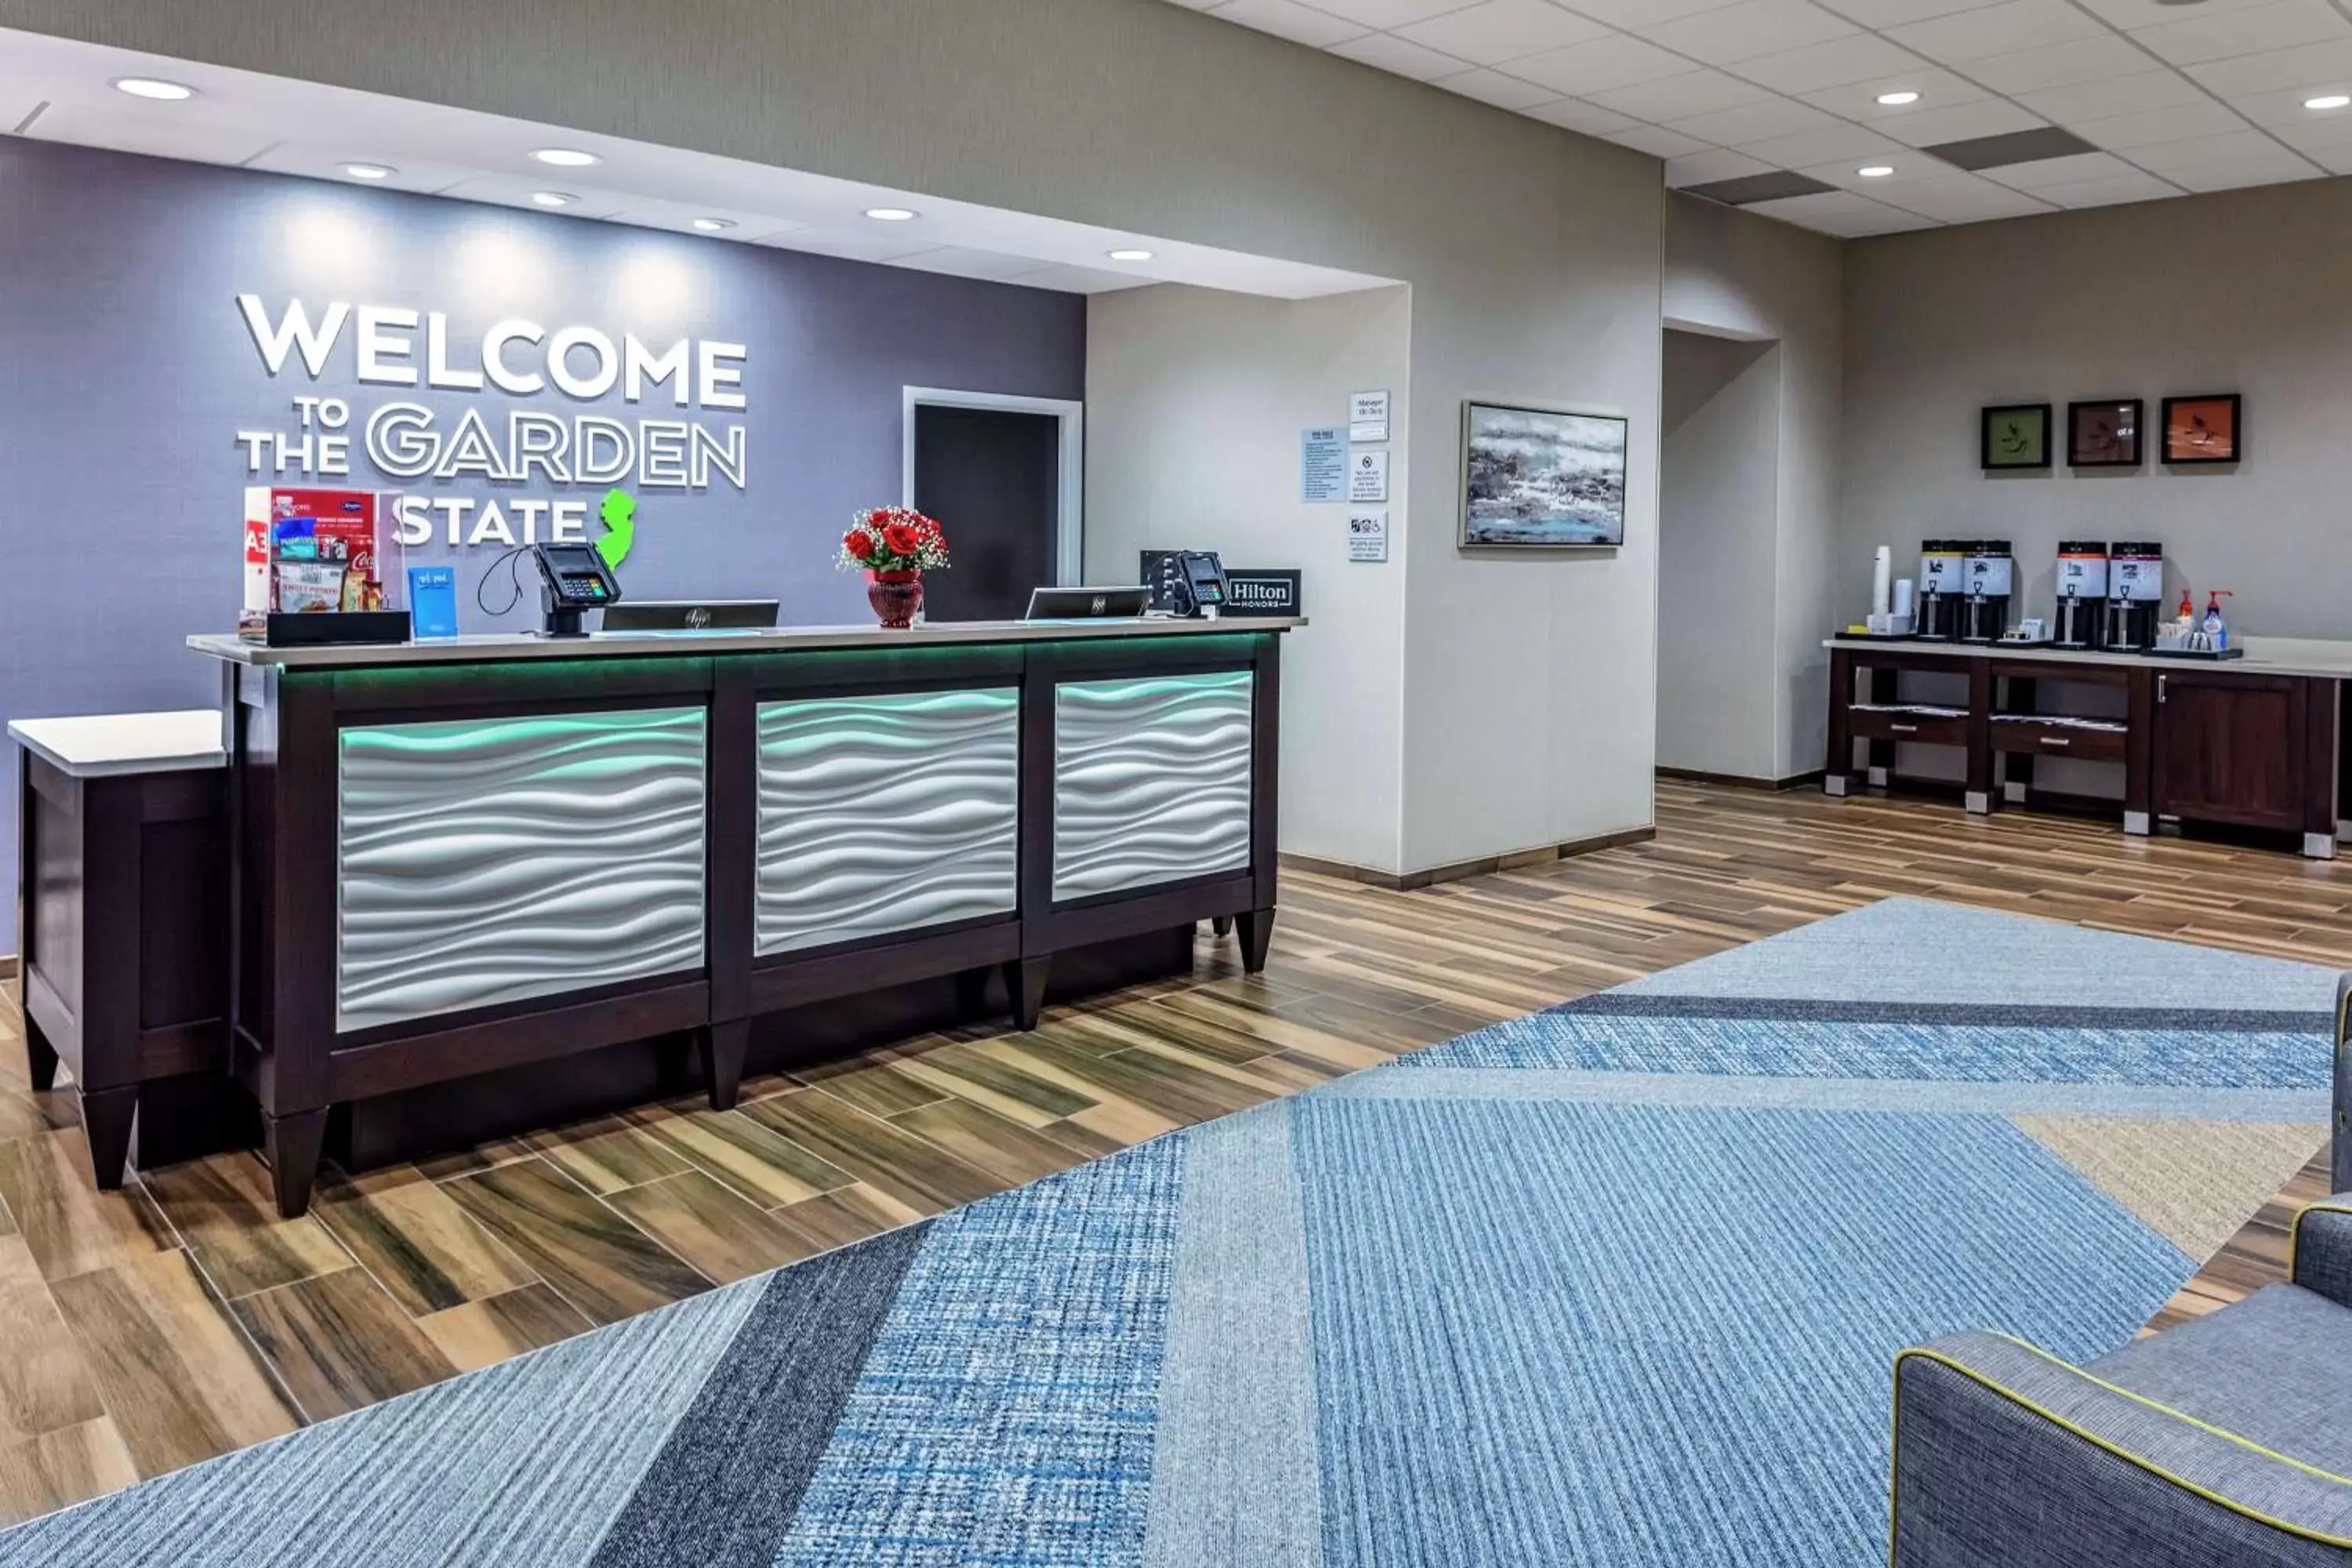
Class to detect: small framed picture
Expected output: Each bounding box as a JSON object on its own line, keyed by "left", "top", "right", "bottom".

{"left": 2162, "top": 394, "right": 2241, "bottom": 465}
{"left": 1981, "top": 403, "right": 2052, "bottom": 470}
{"left": 2067, "top": 399, "right": 2142, "bottom": 468}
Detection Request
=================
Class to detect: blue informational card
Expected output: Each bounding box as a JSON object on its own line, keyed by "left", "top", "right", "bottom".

{"left": 407, "top": 565, "right": 459, "bottom": 640}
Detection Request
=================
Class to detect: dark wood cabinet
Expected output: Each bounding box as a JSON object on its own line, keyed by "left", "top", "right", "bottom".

{"left": 2149, "top": 670, "right": 2306, "bottom": 832}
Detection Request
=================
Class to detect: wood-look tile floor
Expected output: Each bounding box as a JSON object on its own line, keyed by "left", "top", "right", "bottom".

{"left": 0, "top": 780, "right": 2344, "bottom": 1523}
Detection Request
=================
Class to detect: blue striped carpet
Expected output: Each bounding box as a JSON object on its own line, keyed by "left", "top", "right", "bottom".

{"left": 1, "top": 897, "right": 2334, "bottom": 1566}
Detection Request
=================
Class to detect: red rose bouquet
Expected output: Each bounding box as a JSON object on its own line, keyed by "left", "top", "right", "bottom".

{"left": 837, "top": 506, "right": 950, "bottom": 575}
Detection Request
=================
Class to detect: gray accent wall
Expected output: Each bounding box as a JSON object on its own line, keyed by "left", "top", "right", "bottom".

{"left": 0, "top": 136, "right": 1082, "bottom": 948}
{"left": 1841, "top": 180, "right": 2352, "bottom": 646}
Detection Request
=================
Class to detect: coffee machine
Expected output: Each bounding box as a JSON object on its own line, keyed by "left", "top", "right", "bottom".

{"left": 2105, "top": 541, "right": 2165, "bottom": 652}
{"left": 2053, "top": 540, "right": 2108, "bottom": 650}
{"left": 1917, "top": 539, "right": 1968, "bottom": 641}
{"left": 1962, "top": 539, "right": 2013, "bottom": 644}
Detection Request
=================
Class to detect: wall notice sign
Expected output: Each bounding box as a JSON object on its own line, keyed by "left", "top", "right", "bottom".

{"left": 1349, "top": 390, "right": 1390, "bottom": 443}
{"left": 1301, "top": 426, "right": 1346, "bottom": 503}
{"left": 1348, "top": 448, "right": 1389, "bottom": 503}
{"left": 1347, "top": 510, "right": 1388, "bottom": 563}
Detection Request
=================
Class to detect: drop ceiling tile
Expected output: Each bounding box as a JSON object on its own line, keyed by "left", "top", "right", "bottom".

{"left": 2131, "top": 0, "right": 2350, "bottom": 68}
{"left": 1208, "top": 0, "right": 1371, "bottom": 47}
{"left": 20, "top": 102, "right": 280, "bottom": 165}
{"left": 2070, "top": 100, "right": 2248, "bottom": 149}
{"left": 2030, "top": 169, "right": 2180, "bottom": 206}
{"left": 1878, "top": 96, "right": 2046, "bottom": 146}
{"left": 1664, "top": 146, "right": 1777, "bottom": 185}
{"left": 2187, "top": 38, "right": 2352, "bottom": 96}
{"left": 1730, "top": 32, "right": 1930, "bottom": 93}
{"left": 1564, "top": 0, "right": 1742, "bottom": 25}
{"left": 2259, "top": 109, "right": 2352, "bottom": 154}
{"left": 1980, "top": 148, "right": 2139, "bottom": 187}
{"left": 2232, "top": 83, "right": 2352, "bottom": 129}
{"left": 597, "top": 199, "right": 806, "bottom": 243}
{"left": 1326, "top": 30, "right": 1471, "bottom": 80}
{"left": 1742, "top": 122, "right": 1908, "bottom": 167}
{"left": 1305, "top": 0, "right": 1486, "bottom": 26}
{"left": 1431, "top": 66, "right": 1566, "bottom": 108}
{"left": 2073, "top": 0, "right": 2273, "bottom": 26}
{"left": 1877, "top": 170, "right": 2058, "bottom": 220}
{"left": 1502, "top": 33, "right": 1692, "bottom": 95}
{"left": 1607, "top": 125, "right": 1718, "bottom": 158}
{"left": 1798, "top": 66, "right": 1991, "bottom": 119}
{"left": 1885, "top": 0, "right": 2105, "bottom": 65}
{"left": 1817, "top": 0, "right": 2016, "bottom": 23}
{"left": 1684, "top": 168, "right": 1843, "bottom": 202}
{"left": 1587, "top": 68, "right": 1777, "bottom": 122}
{"left": 2013, "top": 69, "right": 2210, "bottom": 124}
{"left": 0, "top": 89, "right": 42, "bottom": 132}
{"left": 1637, "top": 0, "right": 1858, "bottom": 66}
{"left": 2300, "top": 140, "right": 2352, "bottom": 172}
{"left": 1394, "top": 0, "right": 1610, "bottom": 64}
{"left": 1669, "top": 96, "right": 1842, "bottom": 144}
{"left": 1743, "top": 187, "right": 1936, "bottom": 234}
{"left": 2123, "top": 128, "right": 2324, "bottom": 187}
{"left": 1521, "top": 96, "right": 1646, "bottom": 134}
{"left": 1798, "top": 149, "right": 1954, "bottom": 189}
{"left": 1967, "top": 36, "right": 2163, "bottom": 96}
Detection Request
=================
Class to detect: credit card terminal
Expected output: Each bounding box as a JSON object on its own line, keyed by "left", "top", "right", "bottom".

{"left": 529, "top": 543, "right": 622, "bottom": 637}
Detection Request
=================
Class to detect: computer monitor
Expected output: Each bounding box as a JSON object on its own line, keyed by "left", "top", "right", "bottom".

{"left": 1022, "top": 586, "right": 1152, "bottom": 622}
{"left": 600, "top": 600, "right": 780, "bottom": 633}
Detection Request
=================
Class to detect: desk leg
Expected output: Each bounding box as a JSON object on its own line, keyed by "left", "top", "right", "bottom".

{"left": 2305, "top": 677, "right": 2339, "bottom": 860}
{"left": 79, "top": 1086, "right": 136, "bottom": 1191}
{"left": 1825, "top": 648, "right": 1855, "bottom": 797}
{"left": 1006, "top": 957, "right": 1051, "bottom": 1032}
{"left": 265, "top": 1109, "right": 328, "bottom": 1219}
{"left": 1210, "top": 915, "right": 1233, "bottom": 938}
{"left": 1236, "top": 908, "right": 1276, "bottom": 975}
{"left": 698, "top": 1019, "right": 750, "bottom": 1111}
{"left": 22, "top": 1008, "right": 58, "bottom": 1093}
{"left": 1964, "top": 659, "right": 1994, "bottom": 815}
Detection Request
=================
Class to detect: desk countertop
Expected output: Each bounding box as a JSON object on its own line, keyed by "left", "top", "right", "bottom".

{"left": 190, "top": 615, "right": 1306, "bottom": 670}
{"left": 1824, "top": 635, "right": 2352, "bottom": 681}
{"left": 7, "top": 710, "right": 227, "bottom": 777}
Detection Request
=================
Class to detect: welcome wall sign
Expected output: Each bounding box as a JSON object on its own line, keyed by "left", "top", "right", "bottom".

{"left": 233, "top": 296, "right": 750, "bottom": 549}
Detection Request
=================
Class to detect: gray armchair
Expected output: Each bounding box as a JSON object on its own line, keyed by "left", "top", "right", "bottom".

{"left": 1892, "top": 971, "right": 2352, "bottom": 1565}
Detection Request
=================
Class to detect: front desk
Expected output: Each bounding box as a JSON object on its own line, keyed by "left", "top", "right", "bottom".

{"left": 38, "top": 617, "right": 1294, "bottom": 1216}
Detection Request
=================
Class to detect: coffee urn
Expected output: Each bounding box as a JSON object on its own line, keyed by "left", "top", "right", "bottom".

{"left": 2053, "top": 540, "right": 2109, "bottom": 650}
{"left": 1962, "top": 539, "right": 2013, "bottom": 644}
{"left": 1917, "top": 539, "right": 1968, "bottom": 641}
{"left": 2105, "top": 541, "right": 2165, "bottom": 652}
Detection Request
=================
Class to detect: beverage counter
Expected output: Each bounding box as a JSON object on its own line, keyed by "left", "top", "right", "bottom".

{"left": 1824, "top": 634, "right": 2347, "bottom": 858}
{"left": 20, "top": 617, "right": 1297, "bottom": 1214}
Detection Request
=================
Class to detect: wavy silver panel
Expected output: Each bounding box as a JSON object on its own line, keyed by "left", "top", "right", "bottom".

{"left": 336, "top": 707, "right": 707, "bottom": 1033}
{"left": 1054, "top": 671, "right": 1253, "bottom": 902}
{"left": 756, "top": 690, "right": 1019, "bottom": 955}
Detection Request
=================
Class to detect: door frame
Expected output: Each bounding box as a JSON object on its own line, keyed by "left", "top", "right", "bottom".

{"left": 902, "top": 387, "right": 1086, "bottom": 588}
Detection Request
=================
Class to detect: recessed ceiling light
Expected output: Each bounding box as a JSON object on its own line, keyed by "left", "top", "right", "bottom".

{"left": 342, "top": 162, "right": 396, "bottom": 181}
{"left": 1876, "top": 90, "right": 1921, "bottom": 107}
{"left": 531, "top": 147, "right": 599, "bottom": 168}
{"left": 2307, "top": 93, "right": 2352, "bottom": 110}
{"left": 864, "top": 207, "right": 919, "bottom": 222}
{"left": 1857, "top": 165, "right": 1896, "bottom": 178}
{"left": 530, "top": 191, "right": 575, "bottom": 208}
{"left": 1107, "top": 248, "right": 1155, "bottom": 261}
{"left": 691, "top": 217, "right": 735, "bottom": 232}
{"left": 113, "top": 77, "right": 194, "bottom": 101}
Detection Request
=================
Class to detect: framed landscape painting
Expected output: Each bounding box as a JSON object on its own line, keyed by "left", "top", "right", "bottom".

{"left": 1459, "top": 401, "right": 1628, "bottom": 549}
